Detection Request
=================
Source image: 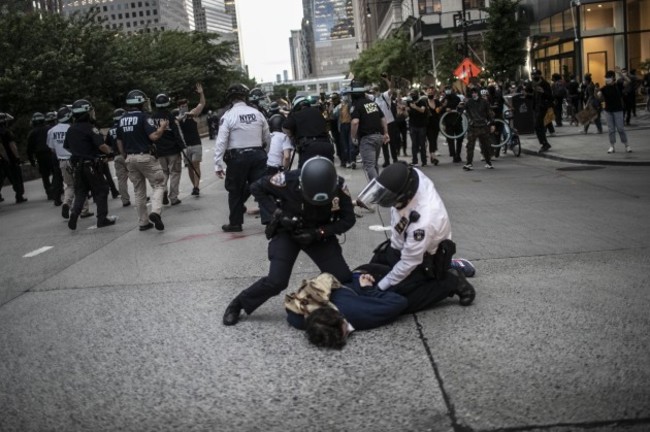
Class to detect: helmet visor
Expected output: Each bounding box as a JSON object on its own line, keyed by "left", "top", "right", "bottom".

{"left": 357, "top": 179, "right": 398, "bottom": 208}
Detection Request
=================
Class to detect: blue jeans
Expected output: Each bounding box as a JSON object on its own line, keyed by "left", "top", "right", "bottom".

{"left": 604, "top": 110, "right": 627, "bottom": 145}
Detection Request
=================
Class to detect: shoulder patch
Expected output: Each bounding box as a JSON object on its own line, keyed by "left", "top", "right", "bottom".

{"left": 270, "top": 172, "right": 286, "bottom": 187}
{"left": 147, "top": 118, "right": 155, "bottom": 127}
{"left": 413, "top": 229, "right": 426, "bottom": 241}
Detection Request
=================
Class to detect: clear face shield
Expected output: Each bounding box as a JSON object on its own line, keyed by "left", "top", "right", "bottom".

{"left": 357, "top": 178, "right": 399, "bottom": 208}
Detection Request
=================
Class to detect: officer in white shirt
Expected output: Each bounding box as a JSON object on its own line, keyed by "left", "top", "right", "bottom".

{"left": 214, "top": 83, "right": 270, "bottom": 232}
{"left": 357, "top": 162, "right": 475, "bottom": 312}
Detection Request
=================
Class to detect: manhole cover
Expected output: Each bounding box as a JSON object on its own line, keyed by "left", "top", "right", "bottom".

{"left": 556, "top": 166, "right": 605, "bottom": 171}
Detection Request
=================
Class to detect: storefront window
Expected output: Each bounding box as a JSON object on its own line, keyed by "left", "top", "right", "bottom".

{"left": 563, "top": 9, "right": 575, "bottom": 31}
{"left": 581, "top": 1, "right": 624, "bottom": 35}
{"left": 582, "top": 34, "right": 625, "bottom": 86}
{"left": 540, "top": 17, "right": 551, "bottom": 33}
{"left": 627, "top": 0, "right": 650, "bottom": 31}
{"left": 627, "top": 32, "right": 650, "bottom": 70}
{"left": 561, "top": 41, "right": 574, "bottom": 53}
{"left": 547, "top": 45, "right": 560, "bottom": 56}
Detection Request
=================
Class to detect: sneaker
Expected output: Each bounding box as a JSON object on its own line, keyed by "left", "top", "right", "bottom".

{"left": 80, "top": 211, "right": 94, "bottom": 218}
{"left": 625, "top": 145, "right": 632, "bottom": 153}
{"left": 139, "top": 222, "right": 154, "bottom": 231}
{"left": 538, "top": 144, "right": 551, "bottom": 153}
{"left": 68, "top": 212, "right": 78, "bottom": 230}
{"left": 485, "top": 163, "right": 494, "bottom": 169}
{"left": 97, "top": 216, "right": 117, "bottom": 228}
{"left": 191, "top": 187, "right": 199, "bottom": 196}
{"left": 462, "top": 164, "right": 473, "bottom": 171}
{"left": 15, "top": 196, "right": 28, "bottom": 204}
{"left": 148, "top": 212, "right": 164, "bottom": 231}
{"left": 409, "top": 162, "right": 419, "bottom": 167}
{"left": 61, "top": 203, "right": 70, "bottom": 219}
{"left": 222, "top": 224, "right": 243, "bottom": 232}
{"left": 111, "top": 191, "right": 120, "bottom": 199}
{"left": 432, "top": 158, "right": 439, "bottom": 166}
{"left": 162, "top": 191, "right": 169, "bottom": 205}
{"left": 122, "top": 200, "right": 131, "bottom": 207}
{"left": 607, "top": 146, "right": 615, "bottom": 154}
{"left": 170, "top": 198, "right": 182, "bottom": 206}
{"left": 450, "top": 259, "right": 476, "bottom": 277}
{"left": 53, "top": 199, "right": 62, "bottom": 206}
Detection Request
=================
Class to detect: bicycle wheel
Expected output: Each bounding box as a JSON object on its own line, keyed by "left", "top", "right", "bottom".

{"left": 490, "top": 119, "right": 512, "bottom": 148}
{"left": 510, "top": 134, "right": 521, "bottom": 157}
{"left": 439, "top": 111, "right": 468, "bottom": 139}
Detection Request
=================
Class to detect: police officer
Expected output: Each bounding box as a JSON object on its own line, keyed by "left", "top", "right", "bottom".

{"left": 116, "top": 89, "right": 168, "bottom": 231}
{"left": 27, "top": 112, "right": 55, "bottom": 200}
{"left": 214, "top": 83, "right": 270, "bottom": 232}
{"left": 349, "top": 83, "right": 389, "bottom": 181}
{"left": 357, "top": 162, "right": 475, "bottom": 313}
{"left": 152, "top": 93, "right": 184, "bottom": 206}
{"left": 0, "top": 112, "right": 27, "bottom": 203}
{"left": 177, "top": 83, "right": 205, "bottom": 196}
{"left": 63, "top": 99, "right": 117, "bottom": 230}
{"left": 266, "top": 102, "right": 292, "bottom": 174}
{"left": 47, "top": 105, "right": 92, "bottom": 220}
{"left": 45, "top": 111, "right": 64, "bottom": 205}
{"left": 222, "top": 156, "right": 356, "bottom": 326}
{"left": 283, "top": 95, "right": 334, "bottom": 167}
{"left": 105, "top": 108, "right": 131, "bottom": 207}
{"left": 249, "top": 87, "right": 269, "bottom": 118}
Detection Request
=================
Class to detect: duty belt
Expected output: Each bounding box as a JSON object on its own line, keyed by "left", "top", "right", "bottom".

{"left": 227, "top": 147, "right": 262, "bottom": 156}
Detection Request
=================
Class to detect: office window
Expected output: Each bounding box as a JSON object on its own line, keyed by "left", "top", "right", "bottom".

{"left": 125, "top": 12, "right": 129, "bottom": 17}
{"left": 464, "top": 0, "right": 485, "bottom": 9}
{"left": 551, "top": 12, "right": 563, "bottom": 33}
{"left": 627, "top": 0, "right": 650, "bottom": 31}
{"left": 418, "top": 0, "right": 442, "bottom": 14}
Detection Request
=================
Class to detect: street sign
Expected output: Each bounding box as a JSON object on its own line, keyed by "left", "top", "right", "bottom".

{"left": 454, "top": 58, "right": 481, "bottom": 84}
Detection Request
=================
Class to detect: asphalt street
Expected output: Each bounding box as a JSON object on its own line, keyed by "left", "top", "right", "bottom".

{"left": 1, "top": 122, "right": 649, "bottom": 431}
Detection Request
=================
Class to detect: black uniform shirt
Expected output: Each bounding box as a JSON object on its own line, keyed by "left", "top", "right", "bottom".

{"left": 408, "top": 98, "right": 428, "bottom": 128}
{"left": 350, "top": 97, "right": 384, "bottom": 138}
{"left": 27, "top": 125, "right": 51, "bottom": 159}
{"left": 1, "top": 128, "right": 19, "bottom": 164}
{"left": 64, "top": 121, "right": 105, "bottom": 161}
{"left": 117, "top": 110, "right": 156, "bottom": 154}
{"left": 105, "top": 124, "right": 118, "bottom": 153}
{"left": 251, "top": 170, "right": 355, "bottom": 238}
{"left": 151, "top": 110, "right": 183, "bottom": 156}
{"left": 283, "top": 107, "right": 328, "bottom": 140}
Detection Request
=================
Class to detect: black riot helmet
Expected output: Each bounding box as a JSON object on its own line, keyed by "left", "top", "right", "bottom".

{"left": 126, "top": 89, "right": 148, "bottom": 106}
{"left": 249, "top": 87, "right": 265, "bottom": 103}
{"left": 226, "top": 83, "right": 250, "bottom": 102}
{"left": 45, "top": 111, "right": 57, "bottom": 124}
{"left": 268, "top": 101, "right": 280, "bottom": 115}
{"left": 300, "top": 156, "right": 338, "bottom": 206}
{"left": 291, "top": 95, "right": 311, "bottom": 112}
{"left": 31, "top": 112, "right": 46, "bottom": 126}
{"left": 57, "top": 106, "right": 73, "bottom": 123}
{"left": 0, "top": 112, "right": 14, "bottom": 125}
{"left": 71, "top": 99, "right": 94, "bottom": 118}
{"left": 268, "top": 113, "right": 285, "bottom": 133}
{"left": 357, "top": 162, "right": 419, "bottom": 209}
{"left": 112, "top": 108, "right": 126, "bottom": 122}
{"left": 154, "top": 93, "right": 171, "bottom": 108}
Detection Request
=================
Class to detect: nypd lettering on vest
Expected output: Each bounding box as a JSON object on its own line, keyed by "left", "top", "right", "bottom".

{"left": 239, "top": 113, "right": 257, "bottom": 124}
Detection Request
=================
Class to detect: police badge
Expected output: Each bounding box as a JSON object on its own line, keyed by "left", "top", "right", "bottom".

{"left": 413, "top": 229, "right": 425, "bottom": 241}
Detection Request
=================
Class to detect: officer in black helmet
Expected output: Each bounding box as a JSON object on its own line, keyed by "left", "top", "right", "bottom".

{"left": 0, "top": 112, "right": 27, "bottom": 204}
{"left": 63, "top": 99, "right": 117, "bottom": 230}
{"left": 152, "top": 93, "right": 184, "bottom": 206}
{"left": 105, "top": 108, "right": 131, "bottom": 207}
{"left": 223, "top": 156, "right": 356, "bottom": 326}
{"left": 266, "top": 102, "right": 293, "bottom": 174}
{"left": 357, "top": 162, "right": 475, "bottom": 312}
{"left": 27, "top": 112, "right": 55, "bottom": 200}
{"left": 117, "top": 89, "right": 168, "bottom": 231}
{"left": 249, "top": 87, "right": 269, "bottom": 118}
{"left": 282, "top": 95, "right": 334, "bottom": 167}
{"left": 214, "top": 83, "right": 270, "bottom": 232}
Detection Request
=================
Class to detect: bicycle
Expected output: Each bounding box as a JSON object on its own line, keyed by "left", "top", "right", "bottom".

{"left": 489, "top": 110, "right": 521, "bottom": 157}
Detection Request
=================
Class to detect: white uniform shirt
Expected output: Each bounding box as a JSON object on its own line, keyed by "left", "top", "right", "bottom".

{"left": 214, "top": 101, "right": 271, "bottom": 172}
{"left": 371, "top": 90, "right": 395, "bottom": 124}
{"left": 377, "top": 169, "right": 452, "bottom": 291}
{"left": 267, "top": 131, "right": 293, "bottom": 168}
{"left": 46, "top": 123, "right": 72, "bottom": 160}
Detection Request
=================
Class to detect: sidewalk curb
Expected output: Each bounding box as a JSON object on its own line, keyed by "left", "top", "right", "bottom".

{"left": 520, "top": 148, "right": 650, "bottom": 166}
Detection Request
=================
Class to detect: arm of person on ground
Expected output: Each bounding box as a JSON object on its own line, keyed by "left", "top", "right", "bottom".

{"left": 189, "top": 83, "right": 205, "bottom": 117}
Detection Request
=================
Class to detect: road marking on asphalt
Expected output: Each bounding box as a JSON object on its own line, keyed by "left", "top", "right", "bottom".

{"left": 369, "top": 225, "right": 391, "bottom": 231}
{"left": 23, "top": 246, "right": 54, "bottom": 258}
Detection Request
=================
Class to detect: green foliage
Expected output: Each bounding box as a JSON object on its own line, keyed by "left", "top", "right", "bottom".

{"left": 271, "top": 84, "right": 298, "bottom": 102}
{"left": 436, "top": 33, "right": 464, "bottom": 85}
{"left": 0, "top": 9, "right": 240, "bottom": 155}
{"left": 483, "top": 0, "right": 526, "bottom": 81}
{"left": 349, "top": 33, "right": 418, "bottom": 86}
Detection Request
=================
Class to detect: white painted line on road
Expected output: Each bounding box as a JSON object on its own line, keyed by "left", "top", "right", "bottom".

{"left": 369, "top": 225, "right": 391, "bottom": 231}
{"left": 23, "top": 246, "right": 54, "bottom": 258}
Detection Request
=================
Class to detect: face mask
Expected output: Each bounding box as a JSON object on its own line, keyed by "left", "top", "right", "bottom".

{"left": 428, "top": 95, "right": 434, "bottom": 99}
{"left": 533, "top": 77, "right": 541, "bottom": 83}
{"left": 472, "top": 94, "right": 479, "bottom": 100}
{"left": 605, "top": 78, "right": 613, "bottom": 84}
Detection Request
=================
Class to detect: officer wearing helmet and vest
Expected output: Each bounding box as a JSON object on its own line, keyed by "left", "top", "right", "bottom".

{"left": 27, "top": 112, "right": 55, "bottom": 200}
{"left": 45, "top": 111, "right": 64, "bottom": 206}
{"left": 222, "top": 156, "right": 356, "bottom": 326}
{"left": 0, "top": 112, "right": 28, "bottom": 204}
{"left": 357, "top": 162, "right": 475, "bottom": 312}
{"left": 152, "top": 93, "right": 184, "bottom": 206}
{"left": 283, "top": 95, "right": 334, "bottom": 167}
{"left": 63, "top": 99, "right": 117, "bottom": 230}
{"left": 266, "top": 102, "right": 292, "bottom": 174}
{"left": 105, "top": 108, "right": 131, "bottom": 207}
{"left": 117, "top": 89, "right": 168, "bottom": 231}
{"left": 214, "top": 83, "right": 270, "bottom": 232}
{"left": 249, "top": 87, "right": 269, "bottom": 118}
{"left": 47, "top": 105, "right": 91, "bottom": 219}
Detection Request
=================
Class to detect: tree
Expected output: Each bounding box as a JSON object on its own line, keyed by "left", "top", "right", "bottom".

{"left": 436, "top": 33, "right": 464, "bottom": 85}
{"left": 349, "top": 33, "right": 418, "bottom": 87}
{"left": 271, "top": 84, "right": 298, "bottom": 102}
{"left": 483, "top": 0, "right": 526, "bottom": 82}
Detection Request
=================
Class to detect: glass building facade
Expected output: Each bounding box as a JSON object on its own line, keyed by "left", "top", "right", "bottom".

{"left": 307, "top": 0, "right": 357, "bottom": 77}
{"left": 523, "top": 0, "right": 650, "bottom": 86}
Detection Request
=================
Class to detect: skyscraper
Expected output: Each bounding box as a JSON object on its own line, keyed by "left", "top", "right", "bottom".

{"left": 193, "top": 0, "right": 232, "bottom": 34}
